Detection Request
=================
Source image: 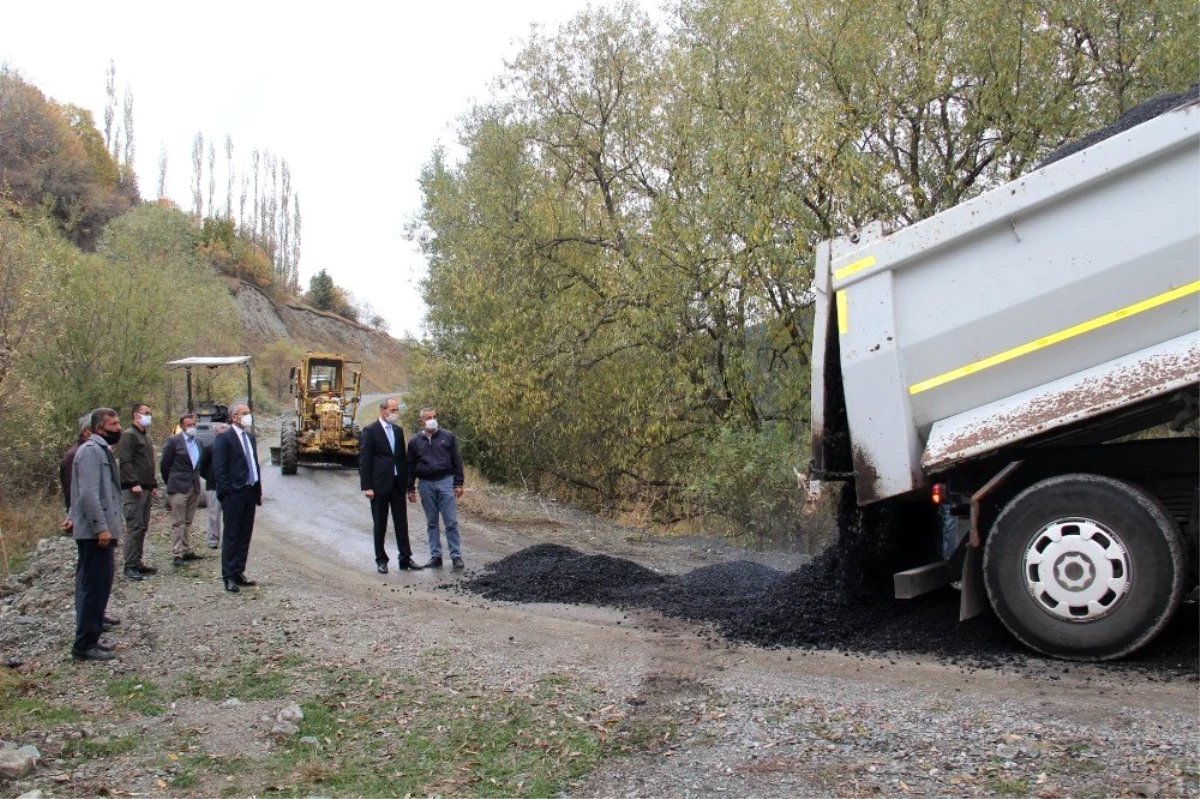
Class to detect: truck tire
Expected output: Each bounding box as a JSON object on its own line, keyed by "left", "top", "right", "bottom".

{"left": 983, "top": 474, "right": 1187, "bottom": 661}
{"left": 280, "top": 423, "right": 299, "bottom": 476}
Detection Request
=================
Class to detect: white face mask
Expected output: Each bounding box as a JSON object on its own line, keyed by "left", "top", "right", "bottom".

{"left": 138, "top": 414, "right": 152, "bottom": 428}
{"left": 183, "top": 426, "right": 197, "bottom": 438}
{"left": 240, "top": 414, "right": 254, "bottom": 429}
{"left": 424, "top": 418, "right": 439, "bottom": 432}
{"left": 385, "top": 412, "right": 400, "bottom": 424}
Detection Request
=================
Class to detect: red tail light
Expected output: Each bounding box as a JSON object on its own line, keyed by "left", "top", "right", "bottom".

{"left": 931, "top": 483, "right": 947, "bottom": 505}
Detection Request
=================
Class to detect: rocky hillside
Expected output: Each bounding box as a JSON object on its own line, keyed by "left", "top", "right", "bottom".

{"left": 230, "top": 281, "right": 410, "bottom": 396}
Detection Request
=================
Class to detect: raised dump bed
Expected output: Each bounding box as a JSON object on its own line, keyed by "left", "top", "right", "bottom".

{"left": 810, "top": 93, "right": 1199, "bottom": 660}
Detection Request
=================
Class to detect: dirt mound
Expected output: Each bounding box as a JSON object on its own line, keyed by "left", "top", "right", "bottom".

{"left": 461, "top": 540, "right": 1200, "bottom": 677}
{"left": 1039, "top": 84, "right": 1200, "bottom": 167}
{"left": 467, "top": 542, "right": 667, "bottom": 605}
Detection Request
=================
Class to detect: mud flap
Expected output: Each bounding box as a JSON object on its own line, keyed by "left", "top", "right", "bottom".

{"left": 959, "top": 545, "right": 988, "bottom": 621}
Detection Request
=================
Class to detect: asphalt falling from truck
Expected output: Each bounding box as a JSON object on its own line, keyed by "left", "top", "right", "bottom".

{"left": 461, "top": 485, "right": 1199, "bottom": 679}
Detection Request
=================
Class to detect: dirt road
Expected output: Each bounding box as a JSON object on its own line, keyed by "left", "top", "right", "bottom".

{"left": 1, "top": 440, "right": 1196, "bottom": 797}
{"left": 254, "top": 456, "right": 1198, "bottom": 795}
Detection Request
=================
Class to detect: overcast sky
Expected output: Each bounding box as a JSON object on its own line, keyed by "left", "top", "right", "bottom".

{"left": 2, "top": 0, "right": 652, "bottom": 339}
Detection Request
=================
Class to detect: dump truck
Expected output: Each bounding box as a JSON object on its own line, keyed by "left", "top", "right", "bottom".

{"left": 808, "top": 93, "right": 1199, "bottom": 661}
{"left": 277, "top": 352, "right": 363, "bottom": 474}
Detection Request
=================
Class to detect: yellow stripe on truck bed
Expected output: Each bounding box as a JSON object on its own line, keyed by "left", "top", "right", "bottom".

{"left": 833, "top": 255, "right": 876, "bottom": 281}
{"left": 908, "top": 281, "right": 1200, "bottom": 395}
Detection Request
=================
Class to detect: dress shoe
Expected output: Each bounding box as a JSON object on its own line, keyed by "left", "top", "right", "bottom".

{"left": 397, "top": 558, "right": 423, "bottom": 570}
{"left": 173, "top": 556, "right": 185, "bottom": 568}
{"left": 452, "top": 557, "right": 465, "bottom": 570}
{"left": 223, "top": 578, "right": 240, "bottom": 593}
{"left": 134, "top": 563, "right": 158, "bottom": 575}
{"left": 233, "top": 574, "right": 257, "bottom": 587}
{"left": 72, "top": 647, "right": 116, "bottom": 662}
{"left": 182, "top": 552, "right": 203, "bottom": 561}
{"left": 376, "top": 562, "right": 388, "bottom": 574}
{"left": 425, "top": 556, "right": 443, "bottom": 569}
{"left": 122, "top": 567, "right": 144, "bottom": 581}
{"left": 103, "top": 616, "right": 121, "bottom": 627}
{"left": 96, "top": 642, "right": 114, "bottom": 652}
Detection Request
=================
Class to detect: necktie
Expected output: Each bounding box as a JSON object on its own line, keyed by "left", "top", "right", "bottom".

{"left": 384, "top": 424, "right": 397, "bottom": 475}
{"left": 241, "top": 431, "right": 258, "bottom": 485}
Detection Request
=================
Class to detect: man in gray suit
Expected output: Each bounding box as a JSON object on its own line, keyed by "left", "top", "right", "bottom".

{"left": 68, "top": 408, "right": 125, "bottom": 662}
{"left": 160, "top": 414, "right": 204, "bottom": 568}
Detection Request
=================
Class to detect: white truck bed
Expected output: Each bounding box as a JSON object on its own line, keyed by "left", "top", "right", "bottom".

{"left": 811, "top": 100, "right": 1200, "bottom": 503}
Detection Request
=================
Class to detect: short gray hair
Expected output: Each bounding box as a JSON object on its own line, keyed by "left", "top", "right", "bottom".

{"left": 77, "top": 414, "right": 92, "bottom": 437}
{"left": 90, "top": 407, "right": 118, "bottom": 432}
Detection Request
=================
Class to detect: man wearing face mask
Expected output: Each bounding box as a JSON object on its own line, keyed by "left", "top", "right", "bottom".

{"left": 406, "top": 407, "right": 465, "bottom": 570}
{"left": 116, "top": 402, "right": 159, "bottom": 581}
{"left": 68, "top": 408, "right": 125, "bottom": 661}
{"left": 197, "top": 422, "right": 229, "bottom": 549}
{"left": 212, "top": 403, "right": 262, "bottom": 593}
{"left": 159, "top": 414, "right": 204, "bottom": 568}
{"left": 359, "top": 397, "right": 421, "bottom": 574}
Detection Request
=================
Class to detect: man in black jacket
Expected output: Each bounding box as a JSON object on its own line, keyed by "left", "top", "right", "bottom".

{"left": 159, "top": 414, "right": 203, "bottom": 568}
{"left": 406, "top": 407, "right": 466, "bottom": 570}
{"left": 116, "top": 402, "right": 158, "bottom": 581}
{"left": 360, "top": 398, "right": 421, "bottom": 573}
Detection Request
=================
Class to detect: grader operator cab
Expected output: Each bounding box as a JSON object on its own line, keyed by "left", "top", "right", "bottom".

{"left": 278, "top": 352, "right": 363, "bottom": 474}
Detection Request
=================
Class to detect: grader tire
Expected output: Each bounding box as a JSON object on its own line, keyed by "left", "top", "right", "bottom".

{"left": 280, "top": 423, "right": 299, "bottom": 476}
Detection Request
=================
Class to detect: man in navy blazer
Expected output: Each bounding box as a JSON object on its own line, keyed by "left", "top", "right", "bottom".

{"left": 212, "top": 403, "right": 262, "bottom": 593}
{"left": 159, "top": 414, "right": 204, "bottom": 568}
{"left": 359, "top": 397, "right": 421, "bottom": 573}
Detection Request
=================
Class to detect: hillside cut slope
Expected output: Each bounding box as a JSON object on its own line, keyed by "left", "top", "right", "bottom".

{"left": 231, "top": 281, "right": 410, "bottom": 395}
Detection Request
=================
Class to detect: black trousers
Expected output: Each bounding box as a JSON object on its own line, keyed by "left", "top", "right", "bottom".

{"left": 221, "top": 485, "right": 258, "bottom": 579}
{"left": 371, "top": 490, "right": 412, "bottom": 563}
{"left": 74, "top": 539, "right": 115, "bottom": 653}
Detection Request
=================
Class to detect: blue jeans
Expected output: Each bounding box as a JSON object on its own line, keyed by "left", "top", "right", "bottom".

{"left": 418, "top": 475, "right": 460, "bottom": 559}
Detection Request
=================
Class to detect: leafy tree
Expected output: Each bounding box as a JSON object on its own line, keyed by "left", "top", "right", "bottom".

{"left": 0, "top": 69, "right": 135, "bottom": 249}
{"left": 410, "top": 0, "right": 1198, "bottom": 541}
{"left": 191, "top": 132, "right": 203, "bottom": 216}
{"left": 256, "top": 338, "right": 304, "bottom": 400}
{"left": 29, "top": 204, "right": 238, "bottom": 437}
{"left": 306, "top": 268, "right": 335, "bottom": 310}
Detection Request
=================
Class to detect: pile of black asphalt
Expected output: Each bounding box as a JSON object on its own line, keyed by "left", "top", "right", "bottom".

{"left": 461, "top": 494, "right": 1199, "bottom": 678}
{"left": 1037, "top": 83, "right": 1199, "bottom": 168}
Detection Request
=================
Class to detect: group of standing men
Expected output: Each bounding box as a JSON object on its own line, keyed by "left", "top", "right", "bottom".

{"left": 61, "top": 394, "right": 464, "bottom": 663}
{"left": 63, "top": 402, "right": 264, "bottom": 662}
{"left": 359, "top": 401, "right": 465, "bottom": 574}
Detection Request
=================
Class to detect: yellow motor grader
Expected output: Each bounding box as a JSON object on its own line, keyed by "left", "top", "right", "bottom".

{"left": 278, "top": 352, "right": 363, "bottom": 474}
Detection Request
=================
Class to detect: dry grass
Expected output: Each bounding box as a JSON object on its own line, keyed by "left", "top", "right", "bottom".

{"left": 0, "top": 496, "right": 63, "bottom": 577}
{"left": 456, "top": 467, "right": 571, "bottom": 526}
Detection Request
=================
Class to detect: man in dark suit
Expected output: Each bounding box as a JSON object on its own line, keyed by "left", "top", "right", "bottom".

{"left": 160, "top": 414, "right": 204, "bottom": 568}
{"left": 359, "top": 397, "right": 421, "bottom": 573}
{"left": 212, "top": 403, "right": 262, "bottom": 593}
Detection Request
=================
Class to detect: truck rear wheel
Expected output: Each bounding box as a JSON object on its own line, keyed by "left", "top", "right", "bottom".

{"left": 983, "top": 474, "right": 1187, "bottom": 661}
{"left": 280, "top": 423, "right": 299, "bottom": 476}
